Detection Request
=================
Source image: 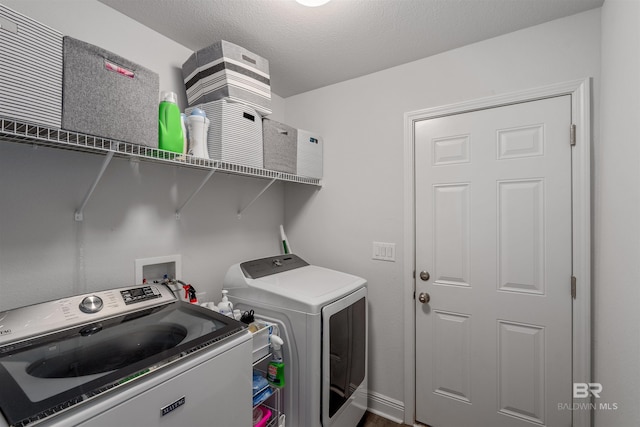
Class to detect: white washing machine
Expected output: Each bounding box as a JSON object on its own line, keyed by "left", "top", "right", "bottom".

{"left": 0, "top": 284, "right": 252, "bottom": 427}
{"left": 224, "top": 254, "right": 368, "bottom": 427}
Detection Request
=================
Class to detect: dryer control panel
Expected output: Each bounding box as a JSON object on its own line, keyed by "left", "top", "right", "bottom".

{"left": 240, "top": 254, "right": 309, "bottom": 279}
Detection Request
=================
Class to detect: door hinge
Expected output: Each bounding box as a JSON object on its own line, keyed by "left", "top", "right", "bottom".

{"left": 412, "top": 271, "right": 416, "bottom": 299}
{"left": 571, "top": 276, "right": 577, "bottom": 299}
{"left": 570, "top": 124, "right": 576, "bottom": 146}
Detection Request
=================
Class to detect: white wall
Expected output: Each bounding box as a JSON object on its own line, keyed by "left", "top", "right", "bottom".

{"left": 6, "top": 1, "right": 638, "bottom": 425}
{"left": 593, "top": 0, "right": 640, "bottom": 425}
{"left": 284, "top": 9, "right": 601, "bottom": 420}
{"left": 0, "top": 0, "right": 286, "bottom": 311}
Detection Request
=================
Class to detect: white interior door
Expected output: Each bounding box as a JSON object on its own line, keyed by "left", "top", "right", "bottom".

{"left": 414, "top": 95, "right": 572, "bottom": 427}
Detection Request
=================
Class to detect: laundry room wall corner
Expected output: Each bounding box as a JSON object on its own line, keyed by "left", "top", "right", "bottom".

{"left": 593, "top": 1, "right": 640, "bottom": 426}
{"left": 283, "top": 8, "right": 600, "bottom": 423}
{"left": 0, "top": 0, "right": 287, "bottom": 311}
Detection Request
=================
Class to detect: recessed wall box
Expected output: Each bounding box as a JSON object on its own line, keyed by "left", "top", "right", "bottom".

{"left": 135, "top": 255, "right": 182, "bottom": 285}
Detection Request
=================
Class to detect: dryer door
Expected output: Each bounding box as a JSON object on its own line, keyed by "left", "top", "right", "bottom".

{"left": 321, "top": 286, "right": 367, "bottom": 427}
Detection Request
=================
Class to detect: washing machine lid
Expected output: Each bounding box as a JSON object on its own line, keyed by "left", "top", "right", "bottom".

{"left": 225, "top": 255, "right": 367, "bottom": 313}
{"left": 0, "top": 285, "right": 246, "bottom": 427}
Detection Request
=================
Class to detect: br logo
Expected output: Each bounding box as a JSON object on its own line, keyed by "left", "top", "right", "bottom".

{"left": 573, "top": 383, "right": 602, "bottom": 398}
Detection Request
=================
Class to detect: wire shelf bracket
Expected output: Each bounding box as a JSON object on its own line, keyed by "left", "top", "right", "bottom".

{"left": 74, "top": 150, "right": 115, "bottom": 221}
{"left": 175, "top": 168, "right": 217, "bottom": 220}
{"left": 237, "top": 175, "right": 280, "bottom": 219}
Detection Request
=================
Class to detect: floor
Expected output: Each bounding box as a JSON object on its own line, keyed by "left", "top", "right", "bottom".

{"left": 357, "top": 411, "right": 413, "bottom": 427}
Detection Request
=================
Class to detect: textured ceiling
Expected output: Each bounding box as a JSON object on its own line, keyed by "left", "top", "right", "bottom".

{"left": 98, "top": 0, "right": 603, "bottom": 98}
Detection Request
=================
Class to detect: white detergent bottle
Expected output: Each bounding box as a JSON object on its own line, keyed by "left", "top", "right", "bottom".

{"left": 218, "top": 290, "right": 233, "bottom": 317}
{"left": 186, "top": 108, "right": 210, "bottom": 158}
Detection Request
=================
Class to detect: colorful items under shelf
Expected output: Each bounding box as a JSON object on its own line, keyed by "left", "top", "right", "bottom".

{"left": 252, "top": 370, "right": 273, "bottom": 406}
{"left": 253, "top": 405, "right": 272, "bottom": 427}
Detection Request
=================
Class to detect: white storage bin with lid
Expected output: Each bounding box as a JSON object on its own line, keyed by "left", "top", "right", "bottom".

{"left": 0, "top": 4, "right": 63, "bottom": 128}
{"left": 186, "top": 99, "right": 263, "bottom": 168}
{"left": 182, "top": 40, "right": 271, "bottom": 116}
{"left": 297, "top": 129, "right": 323, "bottom": 179}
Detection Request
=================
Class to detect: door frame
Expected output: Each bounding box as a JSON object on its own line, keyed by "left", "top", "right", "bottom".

{"left": 402, "top": 79, "right": 591, "bottom": 427}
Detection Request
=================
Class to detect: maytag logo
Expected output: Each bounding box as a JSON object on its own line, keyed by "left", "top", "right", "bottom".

{"left": 161, "top": 396, "right": 185, "bottom": 417}
{"left": 0, "top": 329, "right": 11, "bottom": 336}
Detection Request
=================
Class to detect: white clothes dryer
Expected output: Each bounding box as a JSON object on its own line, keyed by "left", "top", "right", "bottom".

{"left": 224, "top": 255, "right": 368, "bottom": 427}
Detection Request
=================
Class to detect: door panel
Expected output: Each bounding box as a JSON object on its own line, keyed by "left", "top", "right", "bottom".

{"left": 434, "top": 184, "right": 470, "bottom": 287}
{"left": 415, "top": 95, "right": 572, "bottom": 427}
{"left": 433, "top": 310, "right": 472, "bottom": 403}
{"left": 498, "top": 320, "right": 545, "bottom": 424}
{"left": 497, "top": 179, "right": 544, "bottom": 294}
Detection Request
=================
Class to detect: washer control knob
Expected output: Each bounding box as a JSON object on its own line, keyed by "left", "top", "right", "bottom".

{"left": 79, "top": 295, "right": 103, "bottom": 314}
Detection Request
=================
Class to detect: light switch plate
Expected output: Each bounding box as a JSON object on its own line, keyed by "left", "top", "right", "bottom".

{"left": 372, "top": 242, "right": 396, "bottom": 262}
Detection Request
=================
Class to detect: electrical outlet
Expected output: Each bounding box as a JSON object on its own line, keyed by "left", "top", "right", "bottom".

{"left": 372, "top": 242, "right": 396, "bottom": 262}
{"left": 135, "top": 254, "right": 182, "bottom": 284}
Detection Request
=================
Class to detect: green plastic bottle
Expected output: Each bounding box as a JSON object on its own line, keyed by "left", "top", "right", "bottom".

{"left": 158, "top": 91, "right": 184, "bottom": 154}
{"left": 267, "top": 335, "right": 285, "bottom": 388}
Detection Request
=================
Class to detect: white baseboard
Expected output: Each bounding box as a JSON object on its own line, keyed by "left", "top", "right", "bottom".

{"left": 367, "top": 390, "right": 405, "bottom": 424}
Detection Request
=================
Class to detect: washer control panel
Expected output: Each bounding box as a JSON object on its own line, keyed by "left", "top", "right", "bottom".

{"left": 0, "top": 284, "right": 176, "bottom": 351}
{"left": 120, "top": 286, "right": 162, "bottom": 305}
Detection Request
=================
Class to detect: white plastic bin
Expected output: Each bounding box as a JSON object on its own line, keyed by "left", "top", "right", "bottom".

{"left": 187, "top": 99, "right": 263, "bottom": 168}
{"left": 297, "top": 129, "right": 323, "bottom": 179}
{"left": 0, "top": 5, "right": 63, "bottom": 128}
{"left": 250, "top": 320, "right": 274, "bottom": 363}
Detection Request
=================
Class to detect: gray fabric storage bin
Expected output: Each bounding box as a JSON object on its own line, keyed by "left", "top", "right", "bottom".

{"left": 263, "top": 118, "right": 297, "bottom": 174}
{"left": 62, "top": 37, "right": 159, "bottom": 147}
{"left": 0, "top": 5, "right": 62, "bottom": 128}
{"left": 182, "top": 40, "right": 271, "bottom": 116}
{"left": 297, "top": 129, "right": 323, "bottom": 179}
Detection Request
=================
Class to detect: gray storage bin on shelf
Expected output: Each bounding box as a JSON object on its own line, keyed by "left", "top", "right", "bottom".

{"left": 182, "top": 40, "right": 271, "bottom": 116}
{"left": 297, "top": 129, "right": 323, "bottom": 179}
{"left": 262, "top": 118, "right": 297, "bottom": 174}
{"left": 186, "top": 99, "right": 263, "bottom": 168}
{"left": 62, "top": 37, "right": 159, "bottom": 147}
{"left": 0, "top": 5, "right": 63, "bottom": 128}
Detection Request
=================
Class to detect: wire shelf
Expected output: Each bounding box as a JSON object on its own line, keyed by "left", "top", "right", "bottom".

{"left": 0, "top": 117, "right": 322, "bottom": 186}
